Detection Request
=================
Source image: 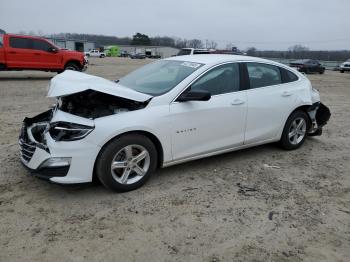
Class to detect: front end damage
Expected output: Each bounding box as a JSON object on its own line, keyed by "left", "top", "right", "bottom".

{"left": 19, "top": 71, "right": 153, "bottom": 183}
{"left": 307, "top": 102, "right": 331, "bottom": 136}
{"left": 19, "top": 110, "right": 70, "bottom": 179}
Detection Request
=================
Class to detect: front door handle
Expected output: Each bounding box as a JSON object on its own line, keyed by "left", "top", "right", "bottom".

{"left": 281, "top": 91, "right": 292, "bottom": 97}
{"left": 231, "top": 99, "right": 245, "bottom": 105}
{"left": 34, "top": 53, "right": 41, "bottom": 56}
{"left": 9, "top": 51, "right": 16, "bottom": 54}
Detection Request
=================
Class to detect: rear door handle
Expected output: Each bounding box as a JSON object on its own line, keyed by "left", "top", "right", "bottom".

{"left": 231, "top": 99, "right": 245, "bottom": 105}
{"left": 9, "top": 51, "right": 16, "bottom": 54}
{"left": 282, "top": 91, "right": 292, "bottom": 97}
{"left": 34, "top": 53, "right": 41, "bottom": 56}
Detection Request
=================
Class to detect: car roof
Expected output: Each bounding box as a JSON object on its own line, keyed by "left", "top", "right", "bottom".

{"left": 166, "top": 54, "right": 276, "bottom": 66}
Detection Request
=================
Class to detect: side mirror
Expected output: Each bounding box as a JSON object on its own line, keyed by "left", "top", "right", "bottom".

{"left": 177, "top": 89, "right": 211, "bottom": 102}
{"left": 48, "top": 47, "right": 58, "bottom": 53}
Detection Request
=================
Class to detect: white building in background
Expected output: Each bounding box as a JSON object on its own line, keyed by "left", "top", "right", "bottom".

{"left": 46, "top": 38, "right": 95, "bottom": 52}
{"left": 119, "top": 45, "right": 179, "bottom": 58}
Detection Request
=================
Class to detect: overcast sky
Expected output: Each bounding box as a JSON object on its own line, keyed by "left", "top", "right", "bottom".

{"left": 1, "top": 0, "right": 349, "bottom": 50}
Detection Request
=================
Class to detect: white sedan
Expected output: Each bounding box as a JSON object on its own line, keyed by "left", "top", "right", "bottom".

{"left": 19, "top": 55, "right": 330, "bottom": 191}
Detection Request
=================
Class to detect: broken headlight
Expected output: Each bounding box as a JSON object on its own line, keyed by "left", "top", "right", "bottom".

{"left": 49, "top": 122, "right": 94, "bottom": 141}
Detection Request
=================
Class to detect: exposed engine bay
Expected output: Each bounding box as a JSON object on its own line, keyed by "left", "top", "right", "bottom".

{"left": 57, "top": 89, "right": 150, "bottom": 119}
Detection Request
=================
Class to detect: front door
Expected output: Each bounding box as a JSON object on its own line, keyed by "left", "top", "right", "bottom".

{"left": 170, "top": 63, "right": 247, "bottom": 161}
{"left": 31, "top": 39, "right": 62, "bottom": 69}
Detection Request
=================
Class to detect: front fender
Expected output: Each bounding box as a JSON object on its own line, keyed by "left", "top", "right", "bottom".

{"left": 91, "top": 108, "right": 172, "bottom": 163}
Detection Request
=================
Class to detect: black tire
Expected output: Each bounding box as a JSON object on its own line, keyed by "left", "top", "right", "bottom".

{"left": 96, "top": 134, "right": 158, "bottom": 192}
{"left": 64, "top": 62, "right": 80, "bottom": 71}
{"left": 319, "top": 69, "right": 325, "bottom": 74}
{"left": 340, "top": 70, "right": 344, "bottom": 73}
{"left": 100, "top": 54, "right": 105, "bottom": 58}
{"left": 280, "top": 111, "right": 310, "bottom": 150}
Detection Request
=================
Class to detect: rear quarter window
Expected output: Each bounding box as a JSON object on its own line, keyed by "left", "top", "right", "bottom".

{"left": 247, "top": 63, "right": 282, "bottom": 89}
{"left": 0, "top": 35, "right": 3, "bottom": 47}
{"left": 280, "top": 67, "right": 299, "bottom": 83}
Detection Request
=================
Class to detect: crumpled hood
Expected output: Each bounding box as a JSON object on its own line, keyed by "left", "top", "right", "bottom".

{"left": 47, "top": 70, "right": 152, "bottom": 102}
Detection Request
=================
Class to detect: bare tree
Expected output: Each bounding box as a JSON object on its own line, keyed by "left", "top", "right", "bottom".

{"left": 188, "top": 39, "right": 204, "bottom": 48}
{"left": 207, "top": 40, "right": 218, "bottom": 49}
{"left": 288, "top": 44, "right": 309, "bottom": 52}
{"left": 246, "top": 47, "right": 257, "bottom": 56}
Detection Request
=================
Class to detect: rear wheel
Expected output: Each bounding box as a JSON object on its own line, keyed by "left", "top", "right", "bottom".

{"left": 280, "top": 111, "right": 309, "bottom": 150}
{"left": 340, "top": 70, "right": 344, "bottom": 73}
{"left": 96, "top": 134, "right": 158, "bottom": 192}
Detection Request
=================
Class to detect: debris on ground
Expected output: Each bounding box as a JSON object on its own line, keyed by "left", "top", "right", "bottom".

{"left": 263, "top": 164, "right": 281, "bottom": 169}
{"left": 236, "top": 183, "right": 257, "bottom": 196}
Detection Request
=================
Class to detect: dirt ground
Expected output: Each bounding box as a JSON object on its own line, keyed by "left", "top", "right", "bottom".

{"left": 0, "top": 57, "right": 349, "bottom": 262}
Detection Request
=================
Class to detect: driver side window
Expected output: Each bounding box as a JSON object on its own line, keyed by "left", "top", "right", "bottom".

{"left": 191, "top": 63, "right": 240, "bottom": 96}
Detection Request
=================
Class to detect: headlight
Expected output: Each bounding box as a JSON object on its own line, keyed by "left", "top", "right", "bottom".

{"left": 49, "top": 122, "right": 94, "bottom": 141}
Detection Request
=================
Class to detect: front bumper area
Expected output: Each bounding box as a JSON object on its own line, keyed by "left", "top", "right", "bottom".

{"left": 21, "top": 161, "right": 70, "bottom": 180}
{"left": 19, "top": 110, "right": 100, "bottom": 184}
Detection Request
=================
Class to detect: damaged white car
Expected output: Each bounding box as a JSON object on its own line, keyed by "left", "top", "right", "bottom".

{"left": 19, "top": 55, "right": 331, "bottom": 191}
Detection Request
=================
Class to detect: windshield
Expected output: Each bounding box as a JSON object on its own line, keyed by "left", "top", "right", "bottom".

{"left": 118, "top": 60, "right": 204, "bottom": 96}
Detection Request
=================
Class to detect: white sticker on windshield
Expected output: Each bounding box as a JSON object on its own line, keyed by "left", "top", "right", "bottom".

{"left": 181, "top": 62, "right": 202, "bottom": 69}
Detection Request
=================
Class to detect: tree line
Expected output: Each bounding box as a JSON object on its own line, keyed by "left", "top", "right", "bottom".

{"left": 46, "top": 32, "right": 209, "bottom": 49}
{"left": 9, "top": 30, "right": 350, "bottom": 61}
{"left": 247, "top": 45, "right": 350, "bottom": 61}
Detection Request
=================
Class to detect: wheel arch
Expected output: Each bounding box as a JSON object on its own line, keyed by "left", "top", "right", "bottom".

{"left": 278, "top": 104, "right": 314, "bottom": 140}
{"left": 64, "top": 60, "right": 82, "bottom": 69}
{"left": 93, "top": 130, "right": 164, "bottom": 181}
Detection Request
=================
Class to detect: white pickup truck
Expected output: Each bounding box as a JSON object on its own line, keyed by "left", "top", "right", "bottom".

{"left": 84, "top": 49, "right": 106, "bottom": 58}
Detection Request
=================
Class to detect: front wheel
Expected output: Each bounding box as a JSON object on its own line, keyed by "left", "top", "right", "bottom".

{"left": 64, "top": 62, "right": 80, "bottom": 71}
{"left": 96, "top": 134, "right": 158, "bottom": 192}
{"left": 280, "top": 111, "right": 309, "bottom": 150}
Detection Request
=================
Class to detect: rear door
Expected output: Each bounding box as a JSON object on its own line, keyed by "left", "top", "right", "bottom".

{"left": 244, "top": 62, "right": 298, "bottom": 144}
{"left": 6, "top": 36, "right": 38, "bottom": 68}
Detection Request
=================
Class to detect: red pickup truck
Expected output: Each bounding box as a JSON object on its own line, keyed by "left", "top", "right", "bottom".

{"left": 0, "top": 34, "right": 87, "bottom": 73}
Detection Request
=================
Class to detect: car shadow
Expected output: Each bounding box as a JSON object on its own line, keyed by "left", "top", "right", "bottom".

{"left": 37, "top": 140, "right": 320, "bottom": 195}
{"left": 156, "top": 143, "right": 280, "bottom": 178}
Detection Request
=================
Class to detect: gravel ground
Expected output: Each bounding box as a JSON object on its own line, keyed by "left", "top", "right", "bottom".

{"left": 0, "top": 57, "right": 349, "bottom": 262}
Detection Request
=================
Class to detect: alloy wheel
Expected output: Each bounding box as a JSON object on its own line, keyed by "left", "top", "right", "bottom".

{"left": 288, "top": 117, "right": 307, "bottom": 145}
{"left": 110, "top": 144, "right": 150, "bottom": 185}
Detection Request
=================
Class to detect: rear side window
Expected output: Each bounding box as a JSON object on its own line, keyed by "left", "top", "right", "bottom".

{"left": 193, "top": 50, "right": 210, "bottom": 54}
{"left": 0, "top": 35, "right": 3, "bottom": 47}
{"left": 9, "top": 37, "right": 32, "bottom": 49}
{"left": 247, "top": 63, "right": 282, "bottom": 89}
{"left": 191, "top": 63, "right": 240, "bottom": 95}
{"left": 32, "top": 39, "right": 51, "bottom": 51}
{"left": 280, "top": 67, "right": 298, "bottom": 83}
{"left": 177, "top": 49, "right": 191, "bottom": 56}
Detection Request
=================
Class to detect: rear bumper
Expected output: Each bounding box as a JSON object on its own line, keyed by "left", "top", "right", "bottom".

{"left": 307, "top": 102, "right": 331, "bottom": 136}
